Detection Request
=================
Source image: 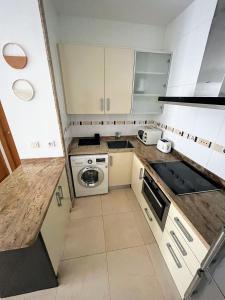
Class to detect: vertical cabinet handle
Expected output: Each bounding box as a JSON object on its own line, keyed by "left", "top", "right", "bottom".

{"left": 56, "top": 192, "right": 62, "bottom": 207}
{"left": 139, "top": 168, "right": 144, "bottom": 180}
{"left": 166, "top": 243, "right": 182, "bottom": 269}
{"left": 106, "top": 98, "right": 110, "bottom": 111}
{"left": 144, "top": 208, "right": 153, "bottom": 222}
{"left": 170, "top": 231, "right": 187, "bottom": 256}
{"left": 58, "top": 186, "right": 64, "bottom": 200}
{"left": 174, "top": 217, "right": 193, "bottom": 242}
{"left": 109, "top": 155, "right": 113, "bottom": 166}
{"left": 100, "top": 98, "right": 105, "bottom": 112}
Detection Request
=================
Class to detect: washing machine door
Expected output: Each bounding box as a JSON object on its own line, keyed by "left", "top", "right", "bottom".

{"left": 78, "top": 166, "right": 104, "bottom": 188}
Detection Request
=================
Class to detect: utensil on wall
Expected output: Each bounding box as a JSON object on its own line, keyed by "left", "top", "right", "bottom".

{"left": 2, "top": 43, "right": 27, "bottom": 69}
{"left": 12, "top": 79, "right": 34, "bottom": 101}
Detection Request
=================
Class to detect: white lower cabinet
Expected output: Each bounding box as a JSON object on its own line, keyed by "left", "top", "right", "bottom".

{"left": 109, "top": 152, "right": 133, "bottom": 187}
{"left": 159, "top": 230, "right": 193, "bottom": 298}
{"left": 41, "top": 168, "right": 71, "bottom": 274}
{"left": 131, "top": 153, "right": 144, "bottom": 204}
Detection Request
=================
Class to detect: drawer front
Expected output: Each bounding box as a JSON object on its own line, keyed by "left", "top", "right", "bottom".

{"left": 160, "top": 230, "right": 193, "bottom": 298}
{"left": 141, "top": 202, "right": 162, "bottom": 245}
{"left": 165, "top": 217, "right": 200, "bottom": 276}
{"left": 169, "top": 204, "right": 208, "bottom": 262}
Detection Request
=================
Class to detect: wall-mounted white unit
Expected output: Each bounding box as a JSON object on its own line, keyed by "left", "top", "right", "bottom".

{"left": 59, "top": 44, "right": 134, "bottom": 115}
{"left": 132, "top": 51, "right": 171, "bottom": 114}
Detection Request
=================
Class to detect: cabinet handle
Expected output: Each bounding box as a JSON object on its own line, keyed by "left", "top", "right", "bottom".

{"left": 139, "top": 168, "right": 144, "bottom": 180}
{"left": 106, "top": 98, "right": 110, "bottom": 111}
{"left": 174, "top": 217, "right": 193, "bottom": 242}
{"left": 58, "top": 186, "right": 64, "bottom": 200}
{"left": 100, "top": 98, "right": 105, "bottom": 111}
{"left": 166, "top": 243, "right": 182, "bottom": 269}
{"left": 56, "top": 192, "right": 62, "bottom": 207}
{"left": 170, "top": 231, "right": 187, "bottom": 256}
{"left": 144, "top": 208, "right": 153, "bottom": 222}
{"left": 143, "top": 179, "right": 163, "bottom": 208}
{"left": 109, "top": 155, "right": 113, "bottom": 166}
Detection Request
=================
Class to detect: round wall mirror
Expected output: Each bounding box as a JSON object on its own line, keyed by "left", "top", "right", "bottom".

{"left": 2, "top": 43, "right": 27, "bottom": 69}
{"left": 12, "top": 79, "right": 34, "bottom": 101}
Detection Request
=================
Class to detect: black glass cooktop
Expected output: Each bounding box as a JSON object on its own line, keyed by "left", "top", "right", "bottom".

{"left": 149, "top": 161, "right": 221, "bottom": 195}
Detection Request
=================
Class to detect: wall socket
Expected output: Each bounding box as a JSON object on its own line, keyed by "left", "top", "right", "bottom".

{"left": 48, "top": 141, "right": 56, "bottom": 148}
{"left": 31, "top": 142, "right": 40, "bottom": 148}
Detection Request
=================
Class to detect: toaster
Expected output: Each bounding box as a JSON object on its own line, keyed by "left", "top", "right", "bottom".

{"left": 157, "top": 139, "right": 172, "bottom": 153}
{"left": 137, "top": 127, "right": 162, "bottom": 145}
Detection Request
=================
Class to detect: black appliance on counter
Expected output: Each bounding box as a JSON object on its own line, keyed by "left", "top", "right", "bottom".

{"left": 149, "top": 160, "right": 221, "bottom": 195}
{"left": 142, "top": 170, "right": 170, "bottom": 230}
{"left": 78, "top": 134, "right": 100, "bottom": 146}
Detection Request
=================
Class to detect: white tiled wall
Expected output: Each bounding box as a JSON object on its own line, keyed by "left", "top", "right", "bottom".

{"left": 154, "top": 0, "right": 225, "bottom": 179}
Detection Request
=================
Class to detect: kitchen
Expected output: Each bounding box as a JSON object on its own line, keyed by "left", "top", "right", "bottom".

{"left": 0, "top": 0, "right": 225, "bottom": 299}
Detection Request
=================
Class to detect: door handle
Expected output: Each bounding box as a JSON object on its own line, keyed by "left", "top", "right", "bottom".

{"left": 170, "top": 231, "right": 187, "bottom": 256}
{"left": 100, "top": 98, "right": 105, "bottom": 112}
{"left": 56, "top": 192, "right": 62, "bottom": 207}
{"left": 174, "top": 217, "right": 193, "bottom": 242}
{"left": 106, "top": 98, "right": 110, "bottom": 111}
{"left": 139, "top": 168, "right": 144, "bottom": 180}
{"left": 166, "top": 243, "right": 182, "bottom": 269}
{"left": 109, "top": 155, "right": 113, "bottom": 166}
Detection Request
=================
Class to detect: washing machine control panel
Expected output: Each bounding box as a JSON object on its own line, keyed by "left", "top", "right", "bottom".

{"left": 88, "top": 159, "right": 93, "bottom": 164}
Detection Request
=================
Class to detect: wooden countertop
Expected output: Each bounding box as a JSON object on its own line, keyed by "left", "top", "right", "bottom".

{"left": 69, "top": 136, "right": 225, "bottom": 248}
{"left": 0, "top": 157, "right": 65, "bottom": 252}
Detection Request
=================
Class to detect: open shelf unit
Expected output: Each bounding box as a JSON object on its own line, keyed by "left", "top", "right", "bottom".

{"left": 132, "top": 51, "right": 171, "bottom": 114}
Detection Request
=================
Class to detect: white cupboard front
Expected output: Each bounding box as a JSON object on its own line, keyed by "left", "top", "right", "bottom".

{"left": 131, "top": 153, "right": 145, "bottom": 205}
{"left": 41, "top": 168, "right": 71, "bottom": 274}
{"left": 59, "top": 44, "right": 105, "bottom": 114}
{"left": 109, "top": 152, "right": 133, "bottom": 187}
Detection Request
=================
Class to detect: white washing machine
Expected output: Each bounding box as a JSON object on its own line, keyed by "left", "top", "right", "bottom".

{"left": 71, "top": 154, "right": 108, "bottom": 197}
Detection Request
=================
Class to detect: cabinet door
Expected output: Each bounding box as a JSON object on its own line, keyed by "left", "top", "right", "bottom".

{"left": 131, "top": 154, "right": 144, "bottom": 204}
{"left": 105, "top": 48, "right": 134, "bottom": 114}
{"left": 41, "top": 168, "right": 71, "bottom": 274}
{"left": 109, "top": 152, "right": 133, "bottom": 187}
{"left": 59, "top": 44, "right": 105, "bottom": 114}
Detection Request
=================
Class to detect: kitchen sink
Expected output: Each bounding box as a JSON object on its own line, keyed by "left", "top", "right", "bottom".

{"left": 107, "top": 140, "right": 134, "bottom": 149}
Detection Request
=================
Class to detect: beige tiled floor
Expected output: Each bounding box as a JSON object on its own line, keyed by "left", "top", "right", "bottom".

{"left": 5, "top": 189, "right": 181, "bottom": 300}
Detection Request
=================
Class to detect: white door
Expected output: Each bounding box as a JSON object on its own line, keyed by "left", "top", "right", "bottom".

{"left": 131, "top": 154, "right": 145, "bottom": 204}
{"left": 109, "top": 152, "right": 133, "bottom": 187}
{"left": 105, "top": 47, "right": 134, "bottom": 114}
{"left": 59, "top": 44, "right": 105, "bottom": 114}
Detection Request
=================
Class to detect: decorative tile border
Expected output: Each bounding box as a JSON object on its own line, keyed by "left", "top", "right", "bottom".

{"left": 151, "top": 120, "right": 225, "bottom": 155}
{"left": 70, "top": 119, "right": 152, "bottom": 126}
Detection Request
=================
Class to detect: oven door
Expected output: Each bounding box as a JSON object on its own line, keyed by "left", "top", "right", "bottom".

{"left": 142, "top": 171, "right": 170, "bottom": 230}
{"left": 78, "top": 167, "right": 104, "bottom": 188}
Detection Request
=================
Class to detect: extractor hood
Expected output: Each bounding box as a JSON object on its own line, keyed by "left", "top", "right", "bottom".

{"left": 159, "top": 0, "right": 225, "bottom": 109}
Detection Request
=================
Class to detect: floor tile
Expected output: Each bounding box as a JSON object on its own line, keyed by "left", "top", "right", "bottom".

{"left": 63, "top": 216, "right": 105, "bottom": 259}
{"left": 133, "top": 209, "right": 156, "bottom": 244}
{"left": 107, "top": 246, "right": 165, "bottom": 300}
{"left": 56, "top": 254, "right": 110, "bottom": 300}
{"left": 101, "top": 189, "right": 134, "bottom": 215}
{"left": 103, "top": 212, "right": 144, "bottom": 251}
{"left": 124, "top": 188, "right": 141, "bottom": 211}
{"left": 24, "top": 288, "right": 57, "bottom": 300}
{"left": 147, "top": 243, "right": 181, "bottom": 300}
{"left": 71, "top": 196, "right": 102, "bottom": 219}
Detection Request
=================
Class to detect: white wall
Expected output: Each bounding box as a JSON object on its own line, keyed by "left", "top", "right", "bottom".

{"left": 0, "top": 0, "right": 63, "bottom": 159}
{"left": 42, "top": 0, "right": 72, "bottom": 152}
{"left": 154, "top": 0, "right": 225, "bottom": 180}
{"left": 58, "top": 16, "right": 165, "bottom": 50}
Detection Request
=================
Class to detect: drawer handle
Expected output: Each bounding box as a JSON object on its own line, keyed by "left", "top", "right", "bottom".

{"left": 166, "top": 243, "right": 182, "bottom": 269}
{"left": 56, "top": 192, "right": 62, "bottom": 207}
{"left": 139, "top": 168, "right": 144, "bottom": 180}
{"left": 58, "top": 186, "right": 64, "bottom": 200}
{"left": 144, "top": 208, "right": 153, "bottom": 222}
{"left": 174, "top": 217, "right": 193, "bottom": 242}
{"left": 170, "top": 231, "right": 187, "bottom": 256}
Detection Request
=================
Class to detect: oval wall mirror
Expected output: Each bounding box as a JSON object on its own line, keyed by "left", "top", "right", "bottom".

{"left": 2, "top": 43, "right": 27, "bottom": 69}
{"left": 12, "top": 79, "right": 34, "bottom": 101}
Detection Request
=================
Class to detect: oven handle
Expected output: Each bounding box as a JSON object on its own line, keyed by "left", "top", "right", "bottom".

{"left": 143, "top": 178, "right": 163, "bottom": 208}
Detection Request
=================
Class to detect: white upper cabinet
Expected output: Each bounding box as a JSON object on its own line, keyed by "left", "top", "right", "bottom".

{"left": 59, "top": 44, "right": 134, "bottom": 115}
{"left": 105, "top": 47, "right": 134, "bottom": 114}
{"left": 59, "top": 44, "right": 105, "bottom": 114}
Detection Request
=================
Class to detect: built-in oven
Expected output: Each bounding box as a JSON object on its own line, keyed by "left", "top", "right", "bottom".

{"left": 142, "top": 170, "right": 170, "bottom": 230}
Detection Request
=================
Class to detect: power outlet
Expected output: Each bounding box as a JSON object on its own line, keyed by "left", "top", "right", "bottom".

{"left": 196, "top": 137, "right": 211, "bottom": 148}
{"left": 31, "top": 142, "right": 40, "bottom": 148}
{"left": 48, "top": 141, "right": 56, "bottom": 148}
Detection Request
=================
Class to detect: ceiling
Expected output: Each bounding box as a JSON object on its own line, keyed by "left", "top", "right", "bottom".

{"left": 52, "top": 0, "right": 194, "bottom": 26}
